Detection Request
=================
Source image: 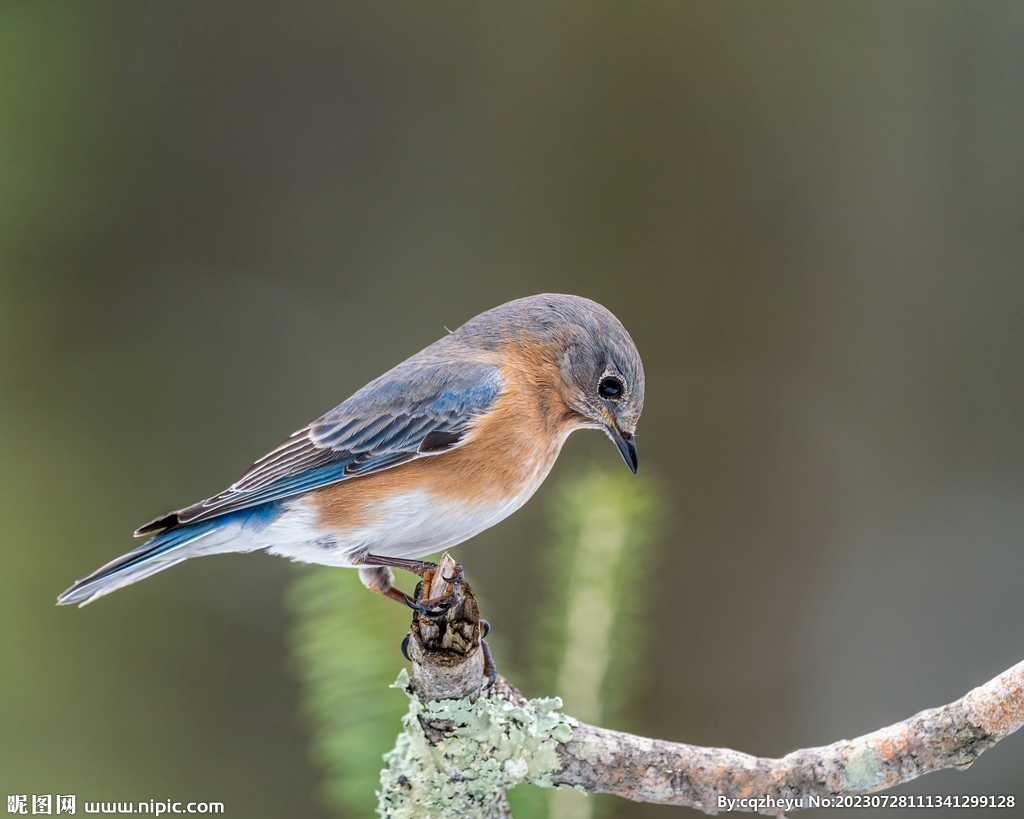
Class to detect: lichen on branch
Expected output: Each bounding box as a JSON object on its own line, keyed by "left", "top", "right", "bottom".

{"left": 380, "top": 659, "right": 1024, "bottom": 817}
{"left": 378, "top": 670, "right": 577, "bottom": 819}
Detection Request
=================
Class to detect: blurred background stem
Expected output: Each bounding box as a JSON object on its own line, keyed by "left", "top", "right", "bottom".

{"left": 543, "top": 468, "right": 662, "bottom": 819}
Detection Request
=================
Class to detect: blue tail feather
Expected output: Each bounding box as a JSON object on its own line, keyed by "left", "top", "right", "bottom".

{"left": 57, "top": 501, "right": 283, "bottom": 607}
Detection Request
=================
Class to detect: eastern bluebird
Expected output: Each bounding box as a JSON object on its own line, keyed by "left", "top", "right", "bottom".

{"left": 58, "top": 293, "right": 645, "bottom": 608}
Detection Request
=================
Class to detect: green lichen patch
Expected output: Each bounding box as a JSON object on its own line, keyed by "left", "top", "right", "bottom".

{"left": 846, "top": 745, "right": 881, "bottom": 790}
{"left": 378, "top": 671, "right": 577, "bottom": 818}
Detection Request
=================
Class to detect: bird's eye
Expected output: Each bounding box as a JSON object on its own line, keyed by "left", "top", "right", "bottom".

{"left": 598, "top": 376, "right": 623, "bottom": 399}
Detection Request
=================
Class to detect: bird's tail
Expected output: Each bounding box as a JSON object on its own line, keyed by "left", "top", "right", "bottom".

{"left": 56, "top": 519, "right": 223, "bottom": 607}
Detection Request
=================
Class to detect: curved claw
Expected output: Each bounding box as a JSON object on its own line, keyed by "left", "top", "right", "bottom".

{"left": 480, "top": 619, "right": 490, "bottom": 639}
{"left": 400, "top": 633, "right": 412, "bottom": 662}
{"left": 440, "top": 563, "right": 464, "bottom": 586}
{"left": 401, "top": 592, "right": 428, "bottom": 614}
{"left": 481, "top": 639, "right": 497, "bottom": 689}
{"left": 402, "top": 591, "right": 457, "bottom": 619}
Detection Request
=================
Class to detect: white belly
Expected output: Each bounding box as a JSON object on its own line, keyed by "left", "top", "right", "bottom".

{"left": 262, "top": 482, "right": 541, "bottom": 567}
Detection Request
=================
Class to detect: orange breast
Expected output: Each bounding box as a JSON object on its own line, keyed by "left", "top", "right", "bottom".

{"left": 312, "top": 353, "right": 580, "bottom": 534}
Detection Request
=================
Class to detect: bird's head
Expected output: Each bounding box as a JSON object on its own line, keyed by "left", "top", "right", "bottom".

{"left": 459, "top": 293, "right": 645, "bottom": 473}
{"left": 554, "top": 303, "right": 644, "bottom": 474}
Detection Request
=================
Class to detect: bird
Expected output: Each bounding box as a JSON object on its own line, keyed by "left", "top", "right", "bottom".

{"left": 58, "top": 293, "right": 645, "bottom": 608}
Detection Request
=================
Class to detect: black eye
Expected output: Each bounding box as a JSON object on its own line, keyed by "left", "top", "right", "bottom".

{"left": 598, "top": 376, "right": 623, "bottom": 398}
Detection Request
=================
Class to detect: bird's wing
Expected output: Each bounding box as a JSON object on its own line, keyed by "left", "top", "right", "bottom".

{"left": 136, "top": 360, "right": 504, "bottom": 534}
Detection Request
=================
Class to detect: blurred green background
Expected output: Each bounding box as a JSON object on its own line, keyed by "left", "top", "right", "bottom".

{"left": 3, "top": 2, "right": 1024, "bottom": 817}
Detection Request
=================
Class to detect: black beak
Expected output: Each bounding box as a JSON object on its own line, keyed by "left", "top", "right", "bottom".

{"left": 606, "top": 425, "right": 639, "bottom": 474}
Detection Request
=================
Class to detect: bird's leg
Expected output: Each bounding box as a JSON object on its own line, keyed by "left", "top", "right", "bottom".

{"left": 357, "top": 566, "right": 412, "bottom": 607}
{"left": 356, "top": 555, "right": 464, "bottom": 618}
{"left": 359, "top": 554, "right": 441, "bottom": 578}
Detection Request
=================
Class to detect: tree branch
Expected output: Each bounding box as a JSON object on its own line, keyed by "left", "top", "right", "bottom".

{"left": 551, "top": 659, "right": 1023, "bottom": 812}
{"left": 377, "top": 554, "right": 1023, "bottom": 817}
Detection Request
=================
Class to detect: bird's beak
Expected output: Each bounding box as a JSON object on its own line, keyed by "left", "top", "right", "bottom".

{"left": 605, "top": 424, "right": 639, "bottom": 474}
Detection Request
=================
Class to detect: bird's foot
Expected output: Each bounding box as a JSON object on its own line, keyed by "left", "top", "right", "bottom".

{"left": 358, "top": 553, "right": 468, "bottom": 619}
{"left": 402, "top": 589, "right": 460, "bottom": 619}
{"left": 402, "top": 559, "right": 464, "bottom": 618}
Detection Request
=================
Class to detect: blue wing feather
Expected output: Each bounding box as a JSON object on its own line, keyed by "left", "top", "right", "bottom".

{"left": 138, "top": 359, "right": 504, "bottom": 533}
